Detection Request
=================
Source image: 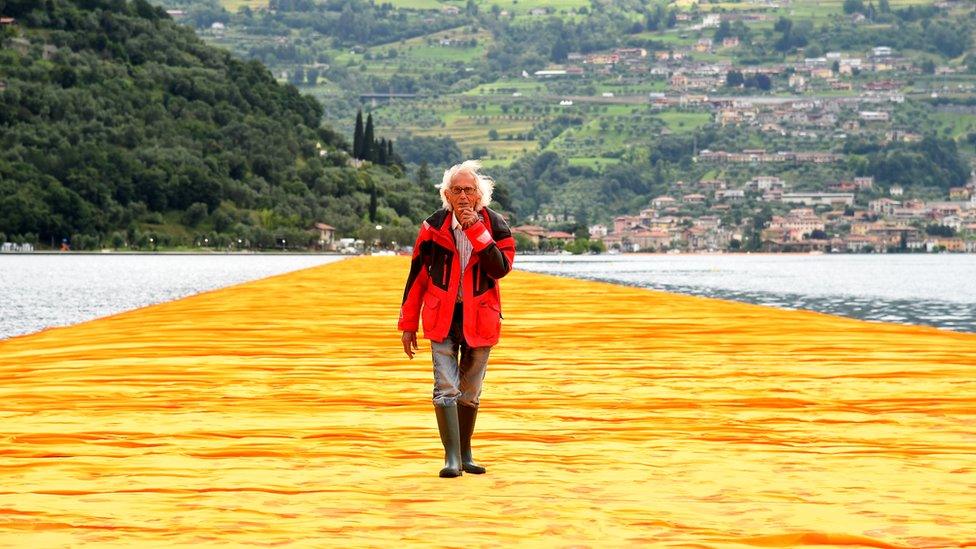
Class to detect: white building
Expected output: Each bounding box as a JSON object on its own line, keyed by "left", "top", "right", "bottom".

{"left": 859, "top": 111, "right": 890, "bottom": 122}
{"left": 715, "top": 189, "right": 746, "bottom": 202}
{"left": 872, "top": 46, "right": 893, "bottom": 57}
{"left": 702, "top": 14, "right": 722, "bottom": 28}
{"left": 748, "top": 176, "right": 786, "bottom": 191}
{"left": 781, "top": 193, "right": 855, "bottom": 207}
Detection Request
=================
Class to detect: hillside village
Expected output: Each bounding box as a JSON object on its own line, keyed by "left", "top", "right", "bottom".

{"left": 514, "top": 173, "right": 976, "bottom": 253}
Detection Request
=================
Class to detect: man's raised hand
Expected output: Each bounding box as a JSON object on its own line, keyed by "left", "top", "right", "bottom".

{"left": 458, "top": 207, "right": 479, "bottom": 229}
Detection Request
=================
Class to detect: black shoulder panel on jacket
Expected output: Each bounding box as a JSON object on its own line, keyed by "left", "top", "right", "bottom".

{"left": 485, "top": 207, "right": 512, "bottom": 241}
{"left": 426, "top": 209, "right": 450, "bottom": 230}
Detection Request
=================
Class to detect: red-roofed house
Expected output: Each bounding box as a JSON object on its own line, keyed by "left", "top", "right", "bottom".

{"left": 512, "top": 225, "right": 548, "bottom": 246}
{"left": 547, "top": 231, "right": 575, "bottom": 244}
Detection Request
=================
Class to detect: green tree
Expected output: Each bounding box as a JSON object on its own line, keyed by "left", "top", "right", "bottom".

{"left": 843, "top": 0, "right": 864, "bottom": 14}
{"left": 183, "top": 202, "right": 209, "bottom": 226}
{"left": 755, "top": 73, "right": 772, "bottom": 91}
{"left": 713, "top": 20, "right": 731, "bottom": 42}
{"left": 306, "top": 68, "right": 319, "bottom": 86}
{"left": 377, "top": 138, "right": 388, "bottom": 165}
{"left": 565, "top": 238, "right": 589, "bottom": 255}
{"left": 364, "top": 113, "right": 376, "bottom": 163}
{"left": 773, "top": 17, "right": 792, "bottom": 33}
{"left": 416, "top": 161, "right": 432, "bottom": 187}
{"left": 513, "top": 233, "right": 537, "bottom": 252}
{"left": 368, "top": 182, "right": 379, "bottom": 223}
{"left": 928, "top": 22, "right": 968, "bottom": 58}
{"left": 353, "top": 110, "right": 364, "bottom": 160}
{"left": 726, "top": 70, "right": 744, "bottom": 87}
{"left": 550, "top": 38, "right": 570, "bottom": 63}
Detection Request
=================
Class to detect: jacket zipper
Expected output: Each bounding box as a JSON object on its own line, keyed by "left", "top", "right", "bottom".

{"left": 474, "top": 265, "right": 480, "bottom": 294}
{"left": 442, "top": 255, "right": 448, "bottom": 286}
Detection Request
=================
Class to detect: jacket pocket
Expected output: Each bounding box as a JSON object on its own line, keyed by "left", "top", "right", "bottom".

{"left": 421, "top": 293, "right": 441, "bottom": 334}
{"left": 476, "top": 301, "right": 501, "bottom": 340}
{"left": 428, "top": 245, "right": 453, "bottom": 291}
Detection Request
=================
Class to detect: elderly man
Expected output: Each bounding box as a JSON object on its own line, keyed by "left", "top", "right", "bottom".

{"left": 399, "top": 160, "right": 516, "bottom": 478}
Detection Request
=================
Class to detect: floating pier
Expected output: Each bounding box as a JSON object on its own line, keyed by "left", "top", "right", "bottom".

{"left": 1, "top": 256, "right": 974, "bottom": 547}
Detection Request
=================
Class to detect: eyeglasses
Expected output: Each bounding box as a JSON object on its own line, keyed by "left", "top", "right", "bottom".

{"left": 449, "top": 186, "right": 479, "bottom": 196}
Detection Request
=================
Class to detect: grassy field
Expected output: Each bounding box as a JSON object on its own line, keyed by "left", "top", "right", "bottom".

{"left": 219, "top": 0, "right": 269, "bottom": 11}
{"left": 473, "top": 0, "right": 591, "bottom": 15}
{"left": 464, "top": 79, "right": 548, "bottom": 95}
{"left": 566, "top": 156, "right": 622, "bottom": 168}
{"left": 656, "top": 111, "right": 713, "bottom": 133}
{"left": 549, "top": 118, "right": 620, "bottom": 150}
{"left": 638, "top": 31, "right": 698, "bottom": 47}
{"left": 386, "top": 98, "right": 540, "bottom": 162}
{"left": 929, "top": 112, "right": 976, "bottom": 139}
{"left": 365, "top": 27, "right": 491, "bottom": 63}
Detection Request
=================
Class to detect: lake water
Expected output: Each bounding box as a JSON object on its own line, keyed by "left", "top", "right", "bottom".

{"left": 0, "top": 254, "right": 344, "bottom": 340}
{"left": 1, "top": 253, "right": 974, "bottom": 340}
{"left": 516, "top": 254, "right": 976, "bottom": 333}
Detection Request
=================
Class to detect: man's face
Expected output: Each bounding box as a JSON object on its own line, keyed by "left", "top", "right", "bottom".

{"left": 446, "top": 171, "right": 481, "bottom": 213}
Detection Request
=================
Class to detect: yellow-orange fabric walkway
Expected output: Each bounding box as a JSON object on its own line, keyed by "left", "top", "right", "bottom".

{"left": 1, "top": 256, "right": 974, "bottom": 548}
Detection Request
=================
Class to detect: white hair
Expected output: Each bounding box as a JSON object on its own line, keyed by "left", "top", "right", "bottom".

{"left": 438, "top": 160, "right": 494, "bottom": 211}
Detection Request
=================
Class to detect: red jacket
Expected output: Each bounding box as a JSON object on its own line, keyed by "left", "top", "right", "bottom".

{"left": 398, "top": 207, "right": 516, "bottom": 347}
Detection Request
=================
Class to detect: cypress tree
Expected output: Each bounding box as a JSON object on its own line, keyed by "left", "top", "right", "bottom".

{"left": 416, "top": 161, "right": 431, "bottom": 187}
{"left": 377, "top": 138, "right": 388, "bottom": 165}
{"left": 368, "top": 183, "right": 378, "bottom": 222}
{"left": 363, "top": 113, "right": 375, "bottom": 162}
{"left": 353, "top": 110, "right": 364, "bottom": 160}
{"left": 387, "top": 139, "right": 394, "bottom": 164}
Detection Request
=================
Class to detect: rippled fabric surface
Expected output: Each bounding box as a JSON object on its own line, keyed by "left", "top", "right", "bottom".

{"left": 1, "top": 257, "right": 974, "bottom": 547}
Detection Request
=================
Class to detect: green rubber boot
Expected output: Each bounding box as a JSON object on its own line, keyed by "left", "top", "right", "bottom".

{"left": 458, "top": 404, "right": 486, "bottom": 474}
{"left": 434, "top": 404, "right": 463, "bottom": 478}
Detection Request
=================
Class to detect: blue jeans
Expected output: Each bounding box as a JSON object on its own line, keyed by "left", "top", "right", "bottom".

{"left": 431, "top": 304, "right": 491, "bottom": 408}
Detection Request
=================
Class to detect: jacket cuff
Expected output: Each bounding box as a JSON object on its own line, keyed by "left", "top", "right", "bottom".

{"left": 398, "top": 309, "right": 419, "bottom": 332}
{"left": 398, "top": 319, "right": 419, "bottom": 332}
{"left": 463, "top": 221, "right": 494, "bottom": 253}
